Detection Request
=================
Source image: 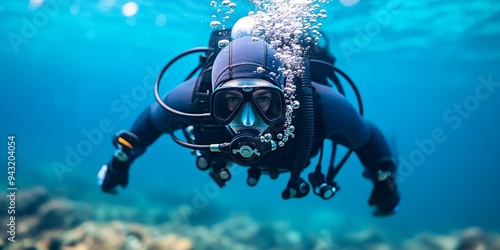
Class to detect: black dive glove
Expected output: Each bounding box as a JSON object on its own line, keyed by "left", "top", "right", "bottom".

{"left": 98, "top": 156, "right": 130, "bottom": 194}
{"left": 368, "top": 172, "right": 400, "bottom": 216}
{"left": 97, "top": 131, "right": 139, "bottom": 194}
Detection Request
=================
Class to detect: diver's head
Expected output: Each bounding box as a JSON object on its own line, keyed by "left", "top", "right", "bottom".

{"left": 210, "top": 36, "right": 285, "bottom": 134}
{"left": 209, "top": 37, "right": 285, "bottom": 165}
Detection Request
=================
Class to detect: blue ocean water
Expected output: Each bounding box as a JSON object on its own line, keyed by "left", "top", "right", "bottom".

{"left": 1, "top": 0, "right": 499, "bottom": 243}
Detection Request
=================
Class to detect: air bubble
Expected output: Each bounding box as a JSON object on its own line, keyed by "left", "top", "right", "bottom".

{"left": 210, "top": 20, "right": 221, "bottom": 28}
{"left": 218, "top": 39, "right": 230, "bottom": 48}
{"left": 294, "top": 29, "right": 303, "bottom": 36}
{"left": 257, "top": 67, "right": 266, "bottom": 73}
{"left": 265, "top": 133, "right": 272, "bottom": 140}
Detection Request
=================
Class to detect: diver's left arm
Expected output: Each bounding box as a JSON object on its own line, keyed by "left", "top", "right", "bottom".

{"left": 315, "top": 83, "right": 400, "bottom": 216}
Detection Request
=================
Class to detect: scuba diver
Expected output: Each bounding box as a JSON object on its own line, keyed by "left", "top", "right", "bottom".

{"left": 97, "top": 23, "right": 400, "bottom": 216}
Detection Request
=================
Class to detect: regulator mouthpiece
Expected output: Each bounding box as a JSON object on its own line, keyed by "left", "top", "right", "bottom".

{"left": 228, "top": 131, "right": 275, "bottom": 165}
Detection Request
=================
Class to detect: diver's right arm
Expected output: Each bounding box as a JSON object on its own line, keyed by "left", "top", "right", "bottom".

{"left": 314, "top": 82, "right": 400, "bottom": 216}
{"left": 98, "top": 78, "right": 198, "bottom": 194}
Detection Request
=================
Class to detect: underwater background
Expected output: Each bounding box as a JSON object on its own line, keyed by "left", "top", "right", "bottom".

{"left": 1, "top": 0, "right": 500, "bottom": 249}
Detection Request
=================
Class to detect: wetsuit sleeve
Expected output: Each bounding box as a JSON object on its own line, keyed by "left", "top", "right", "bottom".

{"left": 125, "top": 78, "right": 197, "bottom": 159}
{"left": 315, "top": 82, "right": 396, "bottom": 180}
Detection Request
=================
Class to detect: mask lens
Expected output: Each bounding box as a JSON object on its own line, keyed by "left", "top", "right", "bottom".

{"left": 212, "top": 90, "right": 243, "bottom": 124}
{"left": 252, "top": 89, "right": 283, "bottom": 124}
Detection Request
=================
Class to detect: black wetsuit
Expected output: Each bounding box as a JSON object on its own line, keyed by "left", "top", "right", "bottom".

{"left": 101, "top": 36, "right": 399, "bottom": 215}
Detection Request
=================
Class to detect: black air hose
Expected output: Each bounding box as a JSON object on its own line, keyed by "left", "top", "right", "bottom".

{"left": 282, "top": 59, "right": 315, "bottom": 199}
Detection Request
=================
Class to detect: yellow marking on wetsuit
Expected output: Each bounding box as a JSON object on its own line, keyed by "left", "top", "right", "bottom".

{"left": 118, "top": 137, "right": 133, "bottom": 150}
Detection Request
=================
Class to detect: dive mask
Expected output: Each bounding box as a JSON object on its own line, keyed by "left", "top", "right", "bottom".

{"left": 211, "top": 79, "right": 285, "bottom": 127}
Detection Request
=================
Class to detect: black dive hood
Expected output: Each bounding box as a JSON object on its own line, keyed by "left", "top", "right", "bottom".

{"left": 211, "top": 36, "right": 284, "bottom": 90}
